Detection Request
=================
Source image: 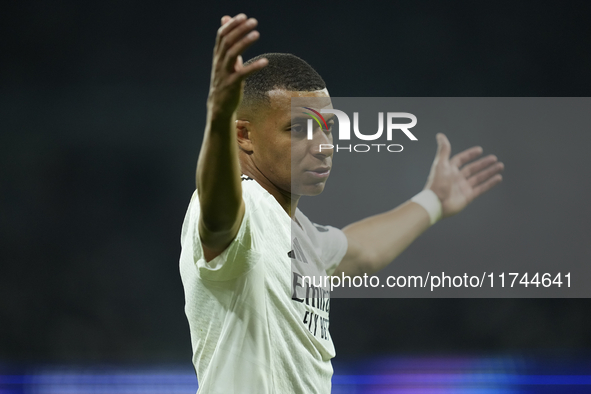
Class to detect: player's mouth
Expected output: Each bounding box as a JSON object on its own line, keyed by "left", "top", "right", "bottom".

{"left": 306, "top": 166, "right": 331, "bottom": 178}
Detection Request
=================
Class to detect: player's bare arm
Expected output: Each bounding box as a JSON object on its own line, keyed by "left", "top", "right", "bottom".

{"left": 335, "top": 133, "right": 504, "bottom": 276}
{"left": 197, "top": 14, "right": 267, "bottom": 261}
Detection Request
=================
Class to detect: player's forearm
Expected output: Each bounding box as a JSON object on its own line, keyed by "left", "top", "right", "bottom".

{"left": 342, "top": 201, "right": 432, "bottom": 275}
{"left": 196, "top": 111, "right": 244, "bottom": 234}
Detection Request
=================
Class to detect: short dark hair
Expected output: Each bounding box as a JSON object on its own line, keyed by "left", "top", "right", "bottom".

{"left": 241, "top": 53, "right": 326, "bottom": 108}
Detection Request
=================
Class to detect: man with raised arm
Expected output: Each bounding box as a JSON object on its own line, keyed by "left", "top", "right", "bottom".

{"left": 179, "top": 13, "right": 504, "bottom": 394}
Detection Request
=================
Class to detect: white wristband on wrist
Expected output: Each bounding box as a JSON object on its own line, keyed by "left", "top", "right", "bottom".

{"left": 410, "top": 189, "right": 442, "bottom": 225}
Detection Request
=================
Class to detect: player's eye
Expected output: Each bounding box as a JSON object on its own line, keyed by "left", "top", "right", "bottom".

{"left": 290, "top": 123, "right": 304, "bottom": 133}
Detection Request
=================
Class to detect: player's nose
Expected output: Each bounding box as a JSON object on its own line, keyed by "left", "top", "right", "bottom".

{"left": 310, "top": 140, "right": 333, "bottom": 158}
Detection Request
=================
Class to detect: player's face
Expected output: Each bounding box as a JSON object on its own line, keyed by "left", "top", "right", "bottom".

{"left": 250, "top": 88, "right": 334, "bottom": 197}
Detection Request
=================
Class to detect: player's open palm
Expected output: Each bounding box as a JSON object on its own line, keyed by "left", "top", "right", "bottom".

{"left": 208, "top": 14, "right": 268, "bottom": 119}
{"left": 424, "top": 133, "right": 504, "bottom": 219}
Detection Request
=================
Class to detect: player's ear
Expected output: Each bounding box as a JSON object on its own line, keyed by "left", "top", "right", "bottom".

{"left": 236, "top": 120, "right": 254, "bottom": 153}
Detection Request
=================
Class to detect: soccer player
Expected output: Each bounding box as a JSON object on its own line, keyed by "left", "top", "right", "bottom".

{"left": 179, "top": 14, "right": 504, "bottom": 393}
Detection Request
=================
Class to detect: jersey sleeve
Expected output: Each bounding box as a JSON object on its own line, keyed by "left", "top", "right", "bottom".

{"left": 181, "top": 189, "right": 261, "bottom": 281}
{"left": 310, "top": 223, "right": 348, "bottom": 277}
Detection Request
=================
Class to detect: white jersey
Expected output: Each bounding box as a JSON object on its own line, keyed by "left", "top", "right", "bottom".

{"left": 179, "top": 176, "right": 348, "bottom": 394}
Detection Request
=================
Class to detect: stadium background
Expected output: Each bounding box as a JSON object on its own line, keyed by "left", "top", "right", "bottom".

{"left": 2, "top": 0, "right": 591, "bottom": 392}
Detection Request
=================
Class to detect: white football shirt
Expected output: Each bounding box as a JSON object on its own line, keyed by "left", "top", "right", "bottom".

{"left": 179, "top": 176, "right": 348, "bottom": 393}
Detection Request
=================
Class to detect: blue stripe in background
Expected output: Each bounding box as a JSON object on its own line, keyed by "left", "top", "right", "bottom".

{"left": 1, "top": 356, "right": 590, "bottom": 393}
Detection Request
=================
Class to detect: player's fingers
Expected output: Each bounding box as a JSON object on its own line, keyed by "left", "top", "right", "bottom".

{"left": 234, "top": 55, "right": 243, "bottom": 72}
{"left": 217, "top": 14, "right": 246, "bottom": 37}
{"left": 468, "top": 161, "right": 504, "bottom": 187}
{"left": 472, "top": 174, "right": 503, "bottom": 199}
{"left": 235, "top": 57, "right": 268, "bottom": 80}
{"left": 435, "top": 133, "right": 451, "bottom": 163}
{"left": 225, "top": 29, "right": 260, "bottom": 71}
{"left": 460, "top": 154, "right": 498, "bottom": 178}
{"left": 450, "top": 145, "right": 483, "bottom": 168}
{"left": 220, "top": 18, "right": 258, "bottom": 65}
{"left": 215, "top": 14, "right": 247, "bottom": 52}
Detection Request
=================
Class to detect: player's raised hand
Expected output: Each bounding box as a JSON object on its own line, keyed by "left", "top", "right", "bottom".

{"left": 423, "top": 133, "right": 504, "bottom": 219}
{"left": 208, "top": 14, "right": 268, "bottom": 120}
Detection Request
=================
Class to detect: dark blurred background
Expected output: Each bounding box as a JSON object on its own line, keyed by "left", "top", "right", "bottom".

{"left": 2, "top": 0, "right": 591, "bottom": 365}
